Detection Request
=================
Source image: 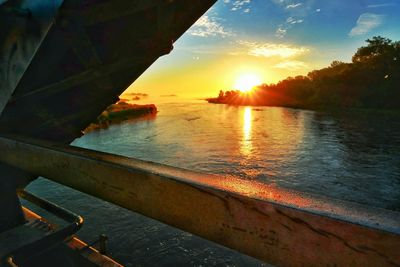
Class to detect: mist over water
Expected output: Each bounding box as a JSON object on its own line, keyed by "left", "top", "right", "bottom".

{"left": 27, "top": 102, "right": 400, "bottom": 266}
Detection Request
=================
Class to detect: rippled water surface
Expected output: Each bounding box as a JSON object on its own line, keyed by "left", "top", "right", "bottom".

{"left": 27, "top": 102, "right": 400, "bottom": 266}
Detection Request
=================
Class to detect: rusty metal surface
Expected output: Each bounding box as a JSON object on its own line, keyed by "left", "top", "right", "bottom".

{"left": 0, "top": 0, "right": 216, "bottom": 143}
{"left": 23, "top": 207, "right": 122, "bottom": 267}
{"left": 0, "top": 135, "right": 399, "bottom": 267}
{"left": 0, "top": 0, "right": 63, "bottom": 115}
{"left": 0, "top": 0, "right": 216, "bottom": 206}
{"left": 0, "top": 189, "right": 83, "bottom": 265}
{"left": 66, "top": 237, "right": 123, "bottom": 267}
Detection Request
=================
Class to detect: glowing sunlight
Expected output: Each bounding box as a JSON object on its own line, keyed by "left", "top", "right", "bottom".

{"left": 240, "top": 107, "right": 253, "bottom": 156}
{"left": 234, "top": 74, "right": 262, "bottom": 93}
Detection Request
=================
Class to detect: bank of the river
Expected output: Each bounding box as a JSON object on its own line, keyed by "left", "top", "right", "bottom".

{"left": 28, "top": 101, "right": 400, "bottom": 266}
{"left": 206, "top": 98, "right": 400, "bottom": 116}
{"left": 84, "top": 101, "right": 157, "bottom": 132}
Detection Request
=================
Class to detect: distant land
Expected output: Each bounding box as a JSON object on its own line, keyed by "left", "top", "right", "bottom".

{"left": 207, "top": 36, "right": 400, "bottom": 111}
{"left": 84, "top": 101, "right": 157, "bottom": 132}
{"left": 124, "top": 92, "right": 149, "bottom": 97}
{"left": 160, "top": 94, "right": 177, "bottom": 97}
{"left": 120, "top": 92, "right": 149, "bottom": 101}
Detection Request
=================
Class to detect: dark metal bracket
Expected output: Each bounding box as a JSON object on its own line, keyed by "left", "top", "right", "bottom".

{"left": 0, "top": 190, "right": 83, "bottom": 266}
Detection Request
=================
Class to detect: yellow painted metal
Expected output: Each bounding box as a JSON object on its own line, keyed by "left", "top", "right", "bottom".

{"left": 0, "top": 135, "right": 399, "bottom": 266}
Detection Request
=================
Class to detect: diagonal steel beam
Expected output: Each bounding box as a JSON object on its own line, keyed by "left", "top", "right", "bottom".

{"left": 0, "top": 0, "right": 63, "bottom": 115}
{"left": 8, "top": 50, "right": 164, "bottom": 103}
{"left": 0, "top": 135, "right": 399, "bottom": 266}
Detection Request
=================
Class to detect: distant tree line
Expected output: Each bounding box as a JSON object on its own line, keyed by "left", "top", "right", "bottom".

{"left": 208, "top": 36, "right": 400, "bottom": 110}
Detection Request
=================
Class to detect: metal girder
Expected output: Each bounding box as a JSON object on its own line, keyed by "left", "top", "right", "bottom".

{"left": 8, "top": 50, "right": 163, "bottom": 103}
{"left": 0, "top": 190, "right": 83, "bottom": 264}
{"left": 0, "top": 135, "right": 399, "bottom": 266}
{"left": 0, "top": 0, "right": 64, "bottom": 115}
{"left": 61, "top": 0, "right": 166, "bottom": 26}
{"left": 1, "top": 0, "right": 215, "bottom": 146}
{"left": 61, "top": 0, "right": 197, "bottom": 27}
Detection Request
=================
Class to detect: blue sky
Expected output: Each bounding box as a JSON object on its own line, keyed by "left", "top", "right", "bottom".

{"left": 126, "top": 0, "right": 400, "bottom": 99}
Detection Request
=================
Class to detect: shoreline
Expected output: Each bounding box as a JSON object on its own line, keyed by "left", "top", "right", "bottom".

{"left": 84, "top": 101, "right": 157, "bottom": 133}
{"left": 206, "top": 98, "right": 400, "bottom": 115}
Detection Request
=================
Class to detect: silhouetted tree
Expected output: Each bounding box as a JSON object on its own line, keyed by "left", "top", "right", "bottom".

{"left": 208, "top": 36, "right": 400, "bottom": 110}
{"left": 352, "top": 36, "right": 394, "bottom": 63}
{"left": 218, "top": 90, "right": 224, "bottom": 99}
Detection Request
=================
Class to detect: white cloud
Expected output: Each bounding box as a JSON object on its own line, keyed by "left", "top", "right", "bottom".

{"left": 367, "top": 3, "right": 396, "bottom": 8}
{"left": 275, "top": 26, "right": 287, "bottom": 38}
{"left": 238, "top": 41, "right": 310, "bottom": 58}
{"left": 275, "top": 18, "right": 302, "bottom": 39}
{"left": 189, "top": 16, "right": 234, "bottom": 37}
{"left": 271, "top": 1, "right": 312, "bottom": 38}
{"left": 271, "top": 0, "right": 289, "bottom": 5}
{"left": 233, "top": 0, "right": 251, "bottom": 8}
{"left": 225, "top": 0, "right": 252, "bottom": 12}
{"left": 349, "top": 13, "right": 385, "bottom": 36}
{"left": 274, "top": 60, "right": 308, "bottom": 70}
{"left": 286, "top": 17, "right": 303, "bottom": 24}
{"left": 286, "top": 3, "right": 302, "bottom": 9}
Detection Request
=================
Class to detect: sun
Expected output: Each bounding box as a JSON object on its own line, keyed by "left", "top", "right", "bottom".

{"left": 234, "top": 74, "right": 262, "bottom": 93}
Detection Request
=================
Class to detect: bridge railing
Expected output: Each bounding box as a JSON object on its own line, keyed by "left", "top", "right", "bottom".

{"left": 0, "top": 135, "right": 399, "bottom": 266}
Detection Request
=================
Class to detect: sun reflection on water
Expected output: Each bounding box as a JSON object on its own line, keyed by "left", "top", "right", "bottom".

{"left": 240, "top": 107, "right": 253, "bottom": 156}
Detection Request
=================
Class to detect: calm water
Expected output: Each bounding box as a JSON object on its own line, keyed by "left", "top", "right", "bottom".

{"left": 27, "top": 101, "right": 400, "bottom": 266}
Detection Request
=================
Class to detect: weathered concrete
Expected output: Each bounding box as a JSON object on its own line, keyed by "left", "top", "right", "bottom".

{"left": 0, "top": 135, "right": 399, "bottom": 267}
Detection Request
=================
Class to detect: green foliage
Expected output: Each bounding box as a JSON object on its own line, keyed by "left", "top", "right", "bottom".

{"left": 352, "top": 36, "right": 395, "bottom": 63}
{"left": 209, "top": 36, "right": 400, "bottom": 110}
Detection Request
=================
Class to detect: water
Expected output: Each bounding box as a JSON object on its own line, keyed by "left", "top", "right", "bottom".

{"left": 26, "top": 101, "right": 400, "bottom": 266}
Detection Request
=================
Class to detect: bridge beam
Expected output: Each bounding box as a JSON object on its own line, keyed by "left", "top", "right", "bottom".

{"left": 0, "top": 135, "right": 399, "bottom": 266}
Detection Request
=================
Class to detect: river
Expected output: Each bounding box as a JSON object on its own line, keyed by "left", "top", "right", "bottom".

{"left": 26, "top": 100, "right": 400, "bottom": 266}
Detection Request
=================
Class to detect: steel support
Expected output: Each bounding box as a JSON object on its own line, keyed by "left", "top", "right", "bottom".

{"left": 0, "top": 135, "right": 399, "bottom": 266}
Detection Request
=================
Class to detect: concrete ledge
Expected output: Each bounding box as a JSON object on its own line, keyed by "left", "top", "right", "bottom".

{"left": 0, "top": 135, "right": 399, "bottom": 266}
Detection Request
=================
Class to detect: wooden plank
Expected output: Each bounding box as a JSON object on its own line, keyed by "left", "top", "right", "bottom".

{"left": 0, "top": 135, "right": 399, "bottom": 267}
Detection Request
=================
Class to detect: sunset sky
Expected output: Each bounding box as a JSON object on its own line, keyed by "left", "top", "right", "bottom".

{"left": 125, "top": 0, "right": 400, "bottom": 100}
